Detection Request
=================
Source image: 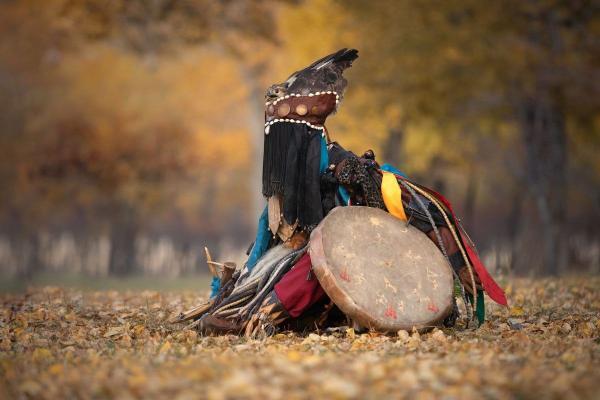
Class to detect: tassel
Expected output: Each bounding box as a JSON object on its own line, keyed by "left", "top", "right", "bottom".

{"left": 262, "top": 122, "right": 324, "bottom": 228}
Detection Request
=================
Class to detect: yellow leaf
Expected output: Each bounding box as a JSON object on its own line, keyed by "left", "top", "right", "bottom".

{"left": 397, "top": 330, "right": 410, "bottom": 341}
{"left": 509, "top": 306, "right": 525, "bottom": 317}
{"left": 133, "top": 324, "right": 146, "bottom": 337}
{"left": 350, "top": 340, "right": 364, "bottom": 351}
{"left": 159, "top": 341, "right": 172, "bottom": 354}
{"left": 431, "top": 329, "right": 447, "bottom": 343}
{"left": 561, "top": 351, "right": 577, "bottom": 364}
{"left": 48, "top": 363, "right": 63, "bottom": 375}
{"left": 346, "top": 327, "right": 355, "bottom": 340}
{"left": 19, "top": 380, "right": 42, "bottom": 395}
{"left": 104, "top": 326, "right": 124, "bottom": 338}
{"left": 32, "top": 348, "right": 52, "bottom": 362}
{"left": 287, "top": 350, "right": 302, "bottom": 362}
{"left": 128, "top": 373, "right": 148, "bottom": 388}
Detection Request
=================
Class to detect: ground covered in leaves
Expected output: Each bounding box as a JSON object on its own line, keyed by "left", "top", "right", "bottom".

{"left": 1, "top": 277, "right": 598, "bottom": 399}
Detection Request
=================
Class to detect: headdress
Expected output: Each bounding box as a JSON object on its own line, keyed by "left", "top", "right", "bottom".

{"left": 261, "top": 49, "right": 358, "bottom": 229}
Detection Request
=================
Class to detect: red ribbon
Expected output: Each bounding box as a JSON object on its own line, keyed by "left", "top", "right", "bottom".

{"left": 395, "top": 176, "right": 508, "bottom": 306}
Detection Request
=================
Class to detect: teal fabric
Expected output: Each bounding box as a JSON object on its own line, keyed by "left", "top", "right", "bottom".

{"left": 381, "top": 163, "right": 407, "bottom": 178}
{"left": 467, "top": 290, "right": 486, "bottom": 325}
{"left": 245, "top": 206, "right": 270, "bottom": 270}
{"left": 209, "top": 276, "right": 221, "bottom": 298}
{"left": 319, "top": 135, "right": 329, "bottom": 174}
{"left": 476, "top": 289, "right": 485, "bottom": 325}
{"left": 338, "top": 186, "right": 350, "bottom": 205}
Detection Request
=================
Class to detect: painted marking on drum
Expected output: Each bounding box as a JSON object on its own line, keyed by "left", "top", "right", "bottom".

{"left": 354, "top": 272, "right": 366, "bottom": 285}
{"left": 405, "top": 249, "right": 423, "bottom": 261}
{"left": 385, "top": 304, "right": 397, "bottom": 319}
{"left": 398, "top": 300, "right": 405, "bottom": 313}
{"left": 384, "top": 277, "right": 398, "bottom": 293}
{"left": 399, "top": 271, "right": 418, "bottom": 281}
{"left": 428, "top": 302, "right": 439, "bottom": 313}
{"left": 339, "top": 268, "right": 351, "bottom": 282}
{"left": 375, "top": 293, "right": 386, "bottom": 306}
{"left": 369, "top": 217, "right": 382, "bottom": 227}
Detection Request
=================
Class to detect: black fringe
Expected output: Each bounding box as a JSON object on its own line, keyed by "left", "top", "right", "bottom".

{"left": 262, "top": 122, "right": 324, "bottom": 227}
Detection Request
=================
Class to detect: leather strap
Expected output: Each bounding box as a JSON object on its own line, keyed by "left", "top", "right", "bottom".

{"left": 265, "top": 93, "right": 337, "bottom": 126}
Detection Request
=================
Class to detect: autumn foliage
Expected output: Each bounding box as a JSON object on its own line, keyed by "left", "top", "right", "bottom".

{"left": 0, "top": 2, "right": 598, "bottom": 277}
{"left": 1, "top": 277, "right": 599, "bottom": 399}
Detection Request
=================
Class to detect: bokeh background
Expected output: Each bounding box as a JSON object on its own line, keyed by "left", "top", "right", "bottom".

{"left": 0, "top": 0, "right": 598, "bottom": 290}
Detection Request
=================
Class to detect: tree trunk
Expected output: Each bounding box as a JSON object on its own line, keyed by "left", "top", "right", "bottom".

{"left": 108, "top": 204, "right": 139, "bottom": 276}
{"left": 519, "top": 96, "right": 567, "bottom": 275}
{"left": 462, "top": 167, "right": 478, "bottom": 231}
{"left": 15, "top": 232, "right": 41, "bottom": 281}
{"left": 239, "top": 63, "right": 268, "bottom": 219}
{"left": 507, "top": 186, "right": 525, "bottom": 274}
{"left": 382, "top": 126, "right": 404, "bottom": 167}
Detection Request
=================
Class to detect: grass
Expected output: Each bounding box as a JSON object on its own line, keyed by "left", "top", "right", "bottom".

{"left": 0, "top": 272, "right": 212, "bottom": 293}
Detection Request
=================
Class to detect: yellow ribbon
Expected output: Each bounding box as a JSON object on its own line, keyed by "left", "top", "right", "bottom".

{"left": 381, "top": 171, "right": 407, "bottom": 221}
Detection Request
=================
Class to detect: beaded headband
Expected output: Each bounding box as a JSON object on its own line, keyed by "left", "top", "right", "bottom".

{"left": 264, "top": 91, "right": 339, "bottom": 135}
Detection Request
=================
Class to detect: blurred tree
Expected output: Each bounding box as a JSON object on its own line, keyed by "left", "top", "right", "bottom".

{"left": 0, "top": 0, "right": 597, "bottom": 278}
{"left": 0, "top": 0, "right": 278, "bottom": 275}
{"left": 344, "top": 0, "right": 599, "bottom": 274}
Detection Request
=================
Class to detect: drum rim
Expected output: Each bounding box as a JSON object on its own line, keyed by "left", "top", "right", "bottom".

{"left": 309, "top": 206, "right": 454, "bottom": 332}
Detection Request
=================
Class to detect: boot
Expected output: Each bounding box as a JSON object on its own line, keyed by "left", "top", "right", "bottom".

{"left": 196, "top": 314, "right": 242, "bottom": 336}
{"left": 244, "top": 291, "right": 290, "bottom": 338}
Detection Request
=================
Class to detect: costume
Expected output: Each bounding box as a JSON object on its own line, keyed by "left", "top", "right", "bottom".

{"left": 178, "top": 49, "right": 507, "bottom": 336}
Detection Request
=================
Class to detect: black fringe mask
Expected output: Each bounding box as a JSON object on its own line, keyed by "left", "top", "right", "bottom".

{"left": 262, "top": 122, "right": 323, "bottom": 228}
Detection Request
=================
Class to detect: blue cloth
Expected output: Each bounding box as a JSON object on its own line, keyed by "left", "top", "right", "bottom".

{"left": 209, "top": 276, "right": 221, "bottom": 298}
{"left": 381, "top": 163, "right": 407, "bottom": 178}
{"left": 319, "top": 135, "right": 329, "bottom": 174}
{"left": 246, "top": 206, "right": 270, "bottom": 271}
{"left": 338, "top": 186, "right": 350, "bottom": 205}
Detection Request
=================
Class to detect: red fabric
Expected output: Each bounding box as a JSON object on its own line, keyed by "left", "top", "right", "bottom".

{"left": 274, "top": 253, "right": 326, "bottom": 317}
{"left": 394, "top": 175, "right": 508, "bottom": 306}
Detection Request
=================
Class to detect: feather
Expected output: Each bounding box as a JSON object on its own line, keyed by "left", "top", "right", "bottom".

{"left": 266, "top": 48, "right": 359, "bottom": 101}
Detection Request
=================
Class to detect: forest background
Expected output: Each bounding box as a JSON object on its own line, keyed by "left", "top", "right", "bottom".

{"left": 0, "top": 0, "right": 598, "bottom": 287}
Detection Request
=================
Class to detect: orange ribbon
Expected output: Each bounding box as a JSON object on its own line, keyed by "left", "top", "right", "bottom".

{"left": 381, "top": 171, "right": 407, "bottom": 222}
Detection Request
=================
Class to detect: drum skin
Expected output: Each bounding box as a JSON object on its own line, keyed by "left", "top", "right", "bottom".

{"left": 309, "top": 206, "right": 454, "bottom": 332}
